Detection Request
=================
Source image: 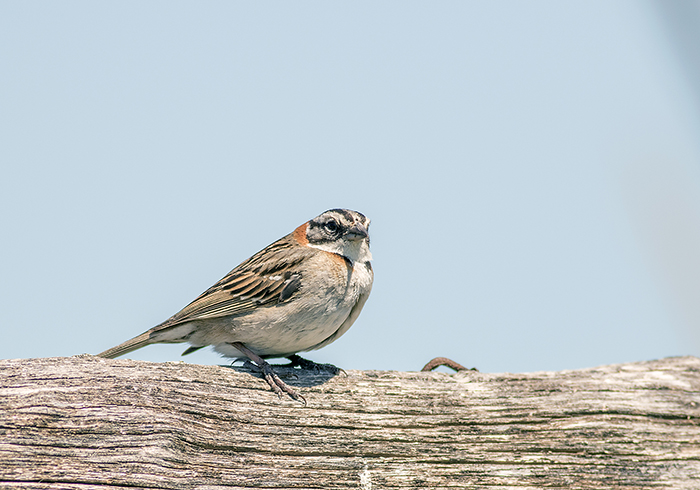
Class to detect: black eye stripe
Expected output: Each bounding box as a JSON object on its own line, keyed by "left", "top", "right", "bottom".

{"left": 309, "top": 220, "right": 340, "bottom": 230}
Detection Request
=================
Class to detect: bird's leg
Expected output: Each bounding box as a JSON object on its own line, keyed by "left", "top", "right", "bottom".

{"left": 285, "top": 354, "right": 344, "bottom": 375}
{"left": 231, "top": 342, "right": 306, "bottom": 404}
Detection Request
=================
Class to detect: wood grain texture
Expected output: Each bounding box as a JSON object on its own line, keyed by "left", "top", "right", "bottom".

{"left": 1, "top": 355, "right": 699, "bottom": 489}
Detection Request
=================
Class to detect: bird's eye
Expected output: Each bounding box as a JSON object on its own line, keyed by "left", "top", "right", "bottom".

{"left": 324, "top": 220, "right": 339, "bottom": 234}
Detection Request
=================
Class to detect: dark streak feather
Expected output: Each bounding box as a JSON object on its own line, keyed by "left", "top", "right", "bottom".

{"left": 280, "top": 274, "right": 302, "bottom": 302}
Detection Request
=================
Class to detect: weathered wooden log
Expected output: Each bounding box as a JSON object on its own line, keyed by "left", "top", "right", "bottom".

{"left": 0, "top": 355, "right": 698, "bottom": 489}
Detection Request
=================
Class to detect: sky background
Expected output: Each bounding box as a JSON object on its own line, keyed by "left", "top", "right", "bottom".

{"left": 2, "top": 1, "right": 700, "bottom": 374}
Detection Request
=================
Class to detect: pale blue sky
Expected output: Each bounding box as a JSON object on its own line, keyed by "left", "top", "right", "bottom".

{"left": 2, "top": 1, "right": 700, "bottom": 373}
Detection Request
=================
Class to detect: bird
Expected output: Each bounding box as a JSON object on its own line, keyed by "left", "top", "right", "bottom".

{"left": 97, "top": 208, "right": 373, "bottom": 402}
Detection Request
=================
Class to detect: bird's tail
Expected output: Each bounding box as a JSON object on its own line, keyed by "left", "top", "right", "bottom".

{"left": 96, "top": 331, "right": 154, "bottom": 359}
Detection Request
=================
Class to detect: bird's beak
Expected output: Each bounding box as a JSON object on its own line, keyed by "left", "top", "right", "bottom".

{"left": 345, "top": 223, "right": 369, "bottom": 241}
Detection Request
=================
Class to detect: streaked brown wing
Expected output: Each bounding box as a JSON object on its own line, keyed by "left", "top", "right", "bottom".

{"left": 151, "top": 233, "right": 312, "bottom": 332}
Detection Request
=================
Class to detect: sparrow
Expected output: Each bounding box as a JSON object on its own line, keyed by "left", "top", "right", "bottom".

{"left": 97, "top": 209, "right": 373, "bottom": 402}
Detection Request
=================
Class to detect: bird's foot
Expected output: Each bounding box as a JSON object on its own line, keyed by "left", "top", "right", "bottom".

{"left": 232, "top": 342, "right": 306, "bottom": 405}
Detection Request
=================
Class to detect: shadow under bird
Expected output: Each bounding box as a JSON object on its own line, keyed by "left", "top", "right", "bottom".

{"left": 97, "top": 209, "right": 373, "bottom": 403}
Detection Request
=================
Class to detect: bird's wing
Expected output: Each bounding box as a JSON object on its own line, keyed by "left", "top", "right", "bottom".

{"left": 150, "top": 234, "right": 312, "bottom": 332}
